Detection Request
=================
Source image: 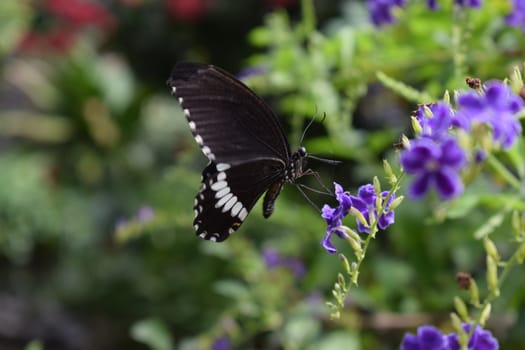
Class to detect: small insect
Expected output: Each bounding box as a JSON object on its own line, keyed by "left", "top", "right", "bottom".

{"left": 167, "top": 63, "right": 310, "bottom": 241}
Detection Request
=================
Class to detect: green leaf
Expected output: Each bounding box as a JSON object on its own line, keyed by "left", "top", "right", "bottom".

{"left": 307, "top": 331, "right": 361, "bottom": 350}
{"left": 24, "top": 340, "right": 43, "bottom": 350}
{"left": 130, "top": 318, "right": 173, "bottom": 350}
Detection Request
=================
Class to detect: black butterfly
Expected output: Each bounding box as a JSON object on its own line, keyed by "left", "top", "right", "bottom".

{"left": 167, "top": 63, "right": 308, "bottom": 242}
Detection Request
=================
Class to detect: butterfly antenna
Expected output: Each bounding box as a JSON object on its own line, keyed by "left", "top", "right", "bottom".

{"left": 307, "top": 154, "right": 341, "bottom": 165}
{"left": 299, "top": 109, "right": 321, "bottom": 146}
{"left": 294, "top": 184, "right": 321, "bottom": 212}
{"left": 297, "top": 183, "right": 332, "bottom": 196}
{"left": 300, "top": 169, "right": 335, "bottom": 197}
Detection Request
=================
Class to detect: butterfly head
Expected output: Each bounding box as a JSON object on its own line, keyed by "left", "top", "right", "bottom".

{"left": 286, "top": 147, "right": 308, "bottom": 182}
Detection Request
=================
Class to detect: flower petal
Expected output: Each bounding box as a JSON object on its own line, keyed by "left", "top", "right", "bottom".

{"left": 408, "top": 172, "right": 433, "bottom": 199}
{"left": 400, "top": 333, "right": 419, "bottom": 350}
{"left": 435, "top": 168, "right": 464, "bottom": 200}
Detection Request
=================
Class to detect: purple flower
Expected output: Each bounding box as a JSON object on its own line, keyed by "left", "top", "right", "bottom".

{"left": 454, "top": 0, "right": 482, "bottom": 8}
{"left": 447, "top": 324, "right": 499, "bottom": 350}
{"left": 506, "top": 0, "right": 525, "bottom": 31}
{"left": 321, "top": 205, "right": 347, "bottom": 254}
{"left": 402, "top": 324, "right": 498, "bottom": 350}
{"left": 236, "top": 66, "right": 266, "bottom": 81}
{"left": 447, "top": 323, "right": 499, "bottom": 350}
{"left": 321, "top": 183, "right": 353, "bottom": 254}
{"left": 368, "top": 0, "right": 407, "bottom": 27}
{"left": 262, "top": 248, "right": 281, "bottom": 268}
{"left": 401, "top": 325, "right": 448, "bottom": 350}
{"left": 427, "top": 0, "right": 438, "bottom": 10}
{"left": 415, "top": 102, "right": 454, "bottom": 141}
{"left": 456, "top": 81, "right": 523, "bottom": 149}
{"left": 211, "top": 335, "right": 230, "bottom": 350}
{"left": 137, "top": 206, "right": 155, "bottom": 222}
{"left": 262, "top": 248, "right": 305, "bottom": 278}
{"left": 401, "top": 137, "right": 466, "bottom": 200}
{"left": 350, "top": 184, "right": 395, "bottom": 233}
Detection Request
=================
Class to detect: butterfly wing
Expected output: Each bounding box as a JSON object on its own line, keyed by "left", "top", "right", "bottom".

{"left": 167, "top": 62, "right": 291, "bottom": 164}
{"left": 194, "top": 160, "right": 285, "bottom": 241}
{"left": 168, "top": 63, "right": 294, "bottom": 240}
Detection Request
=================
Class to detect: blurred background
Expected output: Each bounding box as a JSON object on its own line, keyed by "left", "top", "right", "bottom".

{"left": 1, "top": 0, "right": 525, "bottom": 349}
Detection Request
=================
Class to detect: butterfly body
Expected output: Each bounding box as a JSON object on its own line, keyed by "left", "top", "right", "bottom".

{"left": 167, "top": 63, "right": 306, "bottom": 241}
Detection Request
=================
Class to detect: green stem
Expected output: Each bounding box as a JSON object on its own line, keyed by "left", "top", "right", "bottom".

{"left": 486, "top": 155, "right": 522, "bottom": 191}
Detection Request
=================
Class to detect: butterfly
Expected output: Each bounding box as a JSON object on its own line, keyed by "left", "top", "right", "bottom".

{"left": 167, "top": 63, "right": 308, "bottom": 242}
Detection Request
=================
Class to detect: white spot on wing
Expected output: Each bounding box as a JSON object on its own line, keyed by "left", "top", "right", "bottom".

{"left": 228, "top": 228, "right": 235, "bottom": 234}
{"left": 178, "top": 97, "right": 184, "bottom": 104}
{"left": 171, "top": 86, "right": 176, "bottom": 94}
{"left": 216, "top": 193, "right": 233, "bottom": 208}
{"left": 216, "top": 163, "right": 231, "bottom": 171}
{"left": 184, "top": 108, "right": 190, "bottom": 116}
{"left": 195, "top": 135, "right": 203, "bottom": 145}
{"left": 239, "top": 208, "right": 248, "bottom": 221}
{"left": 217, "top": 172, "right": 226, "bottom": 181}
{"left": 188, "top": 121, "right": 196, "bottom": 130}
{"left": 199, "top": 232, "right": 206, "bottom": 238}
{"left": 222, "top": 196, "right": 237, "bottom": 212}
{"left": 215, "top": 187, "right": 230, "bottom": 199}
{"left": 211, "top": 180, "right": 227, "bottom": 191}
{"left": 231, "top": 202, "right": 243, "bottom": 216}
{"left": 194, "top": 224, "right": 199, "bottom": 230}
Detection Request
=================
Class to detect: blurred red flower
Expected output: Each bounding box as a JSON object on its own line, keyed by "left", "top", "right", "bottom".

{"left": 17, "top": 0, "right": 115, "bottom": 54}
{"left": 166, "top": 0, "right": 209, "bottom": 21}
{"left": 265, "top": 0, "right": 297, "bottom": 8}
{"left": 18, "top": 27, "right": 77, "bottom": 53}
{"left": 45, "top": 0, "right": 115, "bottom": 30}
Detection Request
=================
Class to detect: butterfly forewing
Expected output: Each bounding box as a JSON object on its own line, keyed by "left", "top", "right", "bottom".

{"left": 167, "top": 63, "right": 291, "bottom": 165}
{"left": 167, "top": 62, "right": 301, "bottom": 241}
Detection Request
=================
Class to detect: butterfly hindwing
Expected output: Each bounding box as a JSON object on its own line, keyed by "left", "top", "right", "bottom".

{"left": 194, "top": 159, "right": 286, "bottom": 241}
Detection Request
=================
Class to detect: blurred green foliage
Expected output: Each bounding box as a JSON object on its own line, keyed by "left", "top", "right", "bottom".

{"left": 0, "top": 0, "right": 524, "bottom": 349}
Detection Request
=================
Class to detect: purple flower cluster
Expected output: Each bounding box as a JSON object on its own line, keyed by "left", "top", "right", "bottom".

{"left": 115, "top": 205, "right": 156, "bottom": 231}
{"left": 456, "top": 81, "right": 523, "bottom": 150}
{"left": 506, "top": 0, "right": 525, "bottom": 32}
{"left": 321, "top": 182, "right": 395, "bottom": 254}
{"left": 400, "top": 81, "right": 523, "bottom": 200}
{"left": 211, "top": 335, "right": 230, "bottom": 350}
{"left": 262, "top": 248, "right": 305, "bottom": 278}
{"left": 368, "top": 0, "right": 482, "bottom": 26}
{"left": 401, "top": 324, "right": 498, "bottom": 350}
{"left": 368, "top": 0, "right": 407, "bottom": 27}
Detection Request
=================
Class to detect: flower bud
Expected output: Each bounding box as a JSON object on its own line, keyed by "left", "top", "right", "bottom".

{"left": 450, "top": 312, "right": 464, "bottom": 335}
{"left": 373, "top": 176, "right": 381, "bottom": 194}
{"left": 443, "top": 90, "right": 451, "bottom": 104}
{"left": 486, "top": 256, "right": 500, "bottom": 297}
{"left": 339, "top": 254, "right": 352, "bottom": 275}
{"left": 382, "top": 159, "right": 396, "bottom": 183}
{"left": 345, "top": 236, "right": 363, "bottom": 258}
{"left": 483, "top": 238, "right": 500, "bottom": 263}
{"left": 401, "top": 134, "right": 410, "bottom": 149}
{"left": 480, "top": 303, "right": 492, "bottom": 326}
{"left": 454, "top": 296, "right": 470, "bottom": 322}
{"left": 516, "top": 242, "right": 525, "bottom": 263}
{"left": 411, "top": 116, "right": 423, "bottom": 134}
{"left": 469, "top": 279, "right": 480, "bottom": 307}
{"left": 350, "top": 207, "right": 369, "bottom": 228}
{"left": 389, "top": 196, "right": 404, "bottom": 211}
